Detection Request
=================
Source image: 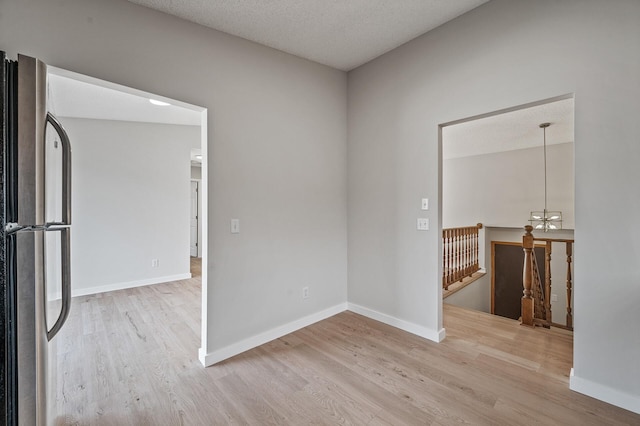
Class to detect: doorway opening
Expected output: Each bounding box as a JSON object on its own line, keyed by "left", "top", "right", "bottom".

{"left": 46, "top": 66, "right": 209, "bottom": 362}
{"left": 439, "top": 94, "right": 574, "bottom": 329}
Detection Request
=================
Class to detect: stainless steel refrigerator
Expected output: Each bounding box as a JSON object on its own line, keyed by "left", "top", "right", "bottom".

{"left": 1, "top": 51, "right": 72, "bottom": 425}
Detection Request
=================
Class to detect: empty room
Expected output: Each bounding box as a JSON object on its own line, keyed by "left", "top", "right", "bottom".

{"left": 1, "top": 0, "right": 639, "bottom": 424}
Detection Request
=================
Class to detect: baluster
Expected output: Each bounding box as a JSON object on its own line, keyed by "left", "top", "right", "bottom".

{"left": 448, "top": 229, "right": 452, "bottom": 286}
{"left": 442, "top": 229, "right": 448, "bottom": 289}
{"left": 442, "top": 229, "right": 446, "bottom": 289}
{"left": 467, "top": 228, "right": 473, "bottom": 275}
{"left": 458, "top": 228, "right": 463, "bottom": 281}
{"left": 471, "top": 226, "right": 478, "bottom": 272}
{"left": 443, "top": 229, "right": 449, "bottom": 289}
{"left": 460, "top": 228, "right": 464, "bottom": 279}
{"left": 450, "top": 229, "right": 455, "bottom": 283}
{"left": 447, "top": 228, "right": 452, "bottom": 288}
{"left": 476, "top": 226, "right": 479, "bottom": 271}
{"left": 454, "top": 228, "right": 459, "bottom": 282}
{"left": 462, "top": 227, "right": 467, "bottom": 278}
{"left": 566, "top": 242, "right": 573, "bottom": 329}
{"left": 522, "top": 225, "right": 534, "bottom": 326}
{"left": 470, "top": 227, "right": 474, "bottom": 273}
{"left": 462, "top": 227, "right": 466, "bottom": 278}
{"left": 545, "top": 241, "right": 552, "bottom": 327}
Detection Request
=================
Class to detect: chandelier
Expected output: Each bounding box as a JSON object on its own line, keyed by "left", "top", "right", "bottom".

{"left": 529, "top": 122, "right": 562, "bottom": 231}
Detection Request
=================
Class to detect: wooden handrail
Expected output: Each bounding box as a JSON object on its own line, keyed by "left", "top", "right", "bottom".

{"left": 442, "top": 223, "right": 483, "bottom": 290}
{"left": 521, "top": 225, "right": 574, "bottom": 330}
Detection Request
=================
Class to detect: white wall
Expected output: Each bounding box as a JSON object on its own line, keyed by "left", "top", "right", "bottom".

{"left": 60, "top": 118, "right": 197, "bottom": 295}
{"left": 348, "top": 0, "right": 640, "bottom": 413}
{"left": 0, "top": 0, "right": 348, "bottom": 365}
{"left": 444, "top": 142, "right": 574, "bottom": 229}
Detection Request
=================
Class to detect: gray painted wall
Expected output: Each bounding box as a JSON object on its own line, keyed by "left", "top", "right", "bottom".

{"left": 348, "top": 0, "right": 639, "bottom": 411}
{"left": 0, "top": 0, "right": 347, "bottom": 364}
{"left": 62, "top": 118, "right": 196, "bottom": 295}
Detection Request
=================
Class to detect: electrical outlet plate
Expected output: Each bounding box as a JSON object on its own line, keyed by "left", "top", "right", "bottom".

{"left": 417, "top": 218, "right": 429, "bottom": 231}
{"left": 302, "top": 287, "right": 309, "bottom": 299}
{"left": 421, "top": 198, "right": 429, "bottom": 210}
{"left": 231, "top": 219, "right": 240, "bottom": 234}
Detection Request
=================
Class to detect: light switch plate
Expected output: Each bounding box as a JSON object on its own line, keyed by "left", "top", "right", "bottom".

{"left": 421, "top": 198, "right": 429, "bottom": 210}
{"left": 231, "top": 219, "right": 240, "bottom": 234}
{"left": 417, "top": 218, "right": 429, "bottom": 231}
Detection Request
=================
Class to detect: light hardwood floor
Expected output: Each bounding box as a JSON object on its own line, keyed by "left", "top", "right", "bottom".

{"left": 51, "top": 270, "right": 640, "bottom": 425}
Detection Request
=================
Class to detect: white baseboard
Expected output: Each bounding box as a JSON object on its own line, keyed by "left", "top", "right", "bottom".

{"left": 72, "top": 273, "right": 193, "bottom": 297}
{"left": 199, "top": 303, "right": 348, "bottom": 367}
{"left": 347, "top": 303, "right": 445, "bottom": 342}
{"left": 570, "top": 368, "right": 640, "bottom": 414}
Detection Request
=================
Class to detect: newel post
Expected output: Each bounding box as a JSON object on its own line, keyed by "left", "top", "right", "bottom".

{"left": 521, "top": 225, "right": 534, "bottom": 326}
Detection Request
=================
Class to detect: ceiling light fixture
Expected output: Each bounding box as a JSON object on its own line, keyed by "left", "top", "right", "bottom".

{"left": 149, "top": 99, "right": 170, "bottom": 106}
{"left": 529, "top": 122, "right": 562, "bottom": 232}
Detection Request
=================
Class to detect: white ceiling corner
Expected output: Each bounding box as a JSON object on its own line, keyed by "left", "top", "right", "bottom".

{"left": 126, "top": 0, "right": 490, "bottom": 71}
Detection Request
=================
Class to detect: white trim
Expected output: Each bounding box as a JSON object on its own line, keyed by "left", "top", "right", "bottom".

{"left": 199, "top": 303, "right": 348, "bottom": 366}
{"left": 347, "top": 303, "right": 445, "bottom": 342}
{"left": 198, "top": 109, "right": 209, "bottom": 371}
{"left": 71, "top": 273, "right": 192, "bottom": 297}
{"left": 570, "top": 368, "right": 640, "bottom": 414}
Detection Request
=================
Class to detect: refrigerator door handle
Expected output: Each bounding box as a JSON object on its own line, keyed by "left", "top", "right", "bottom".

{"left": 46, "top": 227, "right": 71, "bottom": 341}
{"left": 45, "top": 112, "right": 72, "bottom": 226}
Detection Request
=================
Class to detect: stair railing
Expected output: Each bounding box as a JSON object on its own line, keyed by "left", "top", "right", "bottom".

{"left": 442, "top": 223, "right": 483, "bottom": 290}
{"left": 521, "top": 225, "right": 574, "bottom": 330}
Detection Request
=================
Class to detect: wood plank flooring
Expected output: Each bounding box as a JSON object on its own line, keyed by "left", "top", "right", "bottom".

{"left": 51, "top": 270, "right": 640, "bottom": 425}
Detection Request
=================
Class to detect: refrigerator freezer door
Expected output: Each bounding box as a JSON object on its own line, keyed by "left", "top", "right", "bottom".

{"left": 17, "top": 54, "right": 47, "bottom": 228}
{"left": 44, "top": 113, "right": 71, "bottom": 227}
{"left": 44, "top": 122, "right": 63, "bottom": 226}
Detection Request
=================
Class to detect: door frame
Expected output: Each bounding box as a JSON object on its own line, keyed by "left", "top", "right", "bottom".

{"left": 47, "top": 65, "right": 210, "bottom": 366}
{"left": 491, "top": 240, "right": 546, "bottom": 316}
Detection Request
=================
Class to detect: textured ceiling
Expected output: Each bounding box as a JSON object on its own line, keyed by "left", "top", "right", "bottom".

{"left": 443, "top": 98, "right": 575, "bottom": 160}
{"left": 126, "top": 0, "right": 489, "bottom": 71}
